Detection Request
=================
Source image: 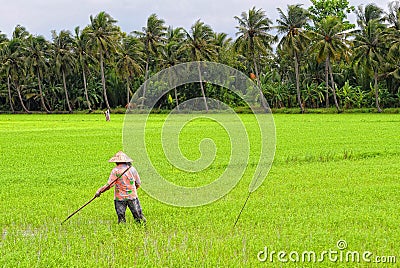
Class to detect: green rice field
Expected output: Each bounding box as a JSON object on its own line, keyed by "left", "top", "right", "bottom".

{"left": 0, "top": 113, "right": 399, "bottom": 267}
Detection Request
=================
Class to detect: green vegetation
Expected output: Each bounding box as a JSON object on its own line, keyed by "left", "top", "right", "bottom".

{"left": 1, "top": 1, "right": 400, "bottom": 113}
{"left": 0, "top": 113, "right": 399, "bottom": 266}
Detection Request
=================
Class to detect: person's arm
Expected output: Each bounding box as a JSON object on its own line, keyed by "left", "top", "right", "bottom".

{"left": 134, "top": 169, "right": 141, "bottom": 189}
{"left": 95, "top": 184, "right": 109, "bottom": 197}
{"left": 96, "top": 168, "right": 119, "bottom": 197}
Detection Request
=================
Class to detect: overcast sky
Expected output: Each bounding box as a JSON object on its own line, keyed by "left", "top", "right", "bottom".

{"left": 0, "top": 0, "right": 392, "bottom": 40}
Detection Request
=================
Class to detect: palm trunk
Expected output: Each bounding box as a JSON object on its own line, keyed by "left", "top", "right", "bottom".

{"left": 82, "top": 63, "right": 92, "bottom": 112}
{"left": 374, "top": 70, "right": 382, "bottom": 113}
{"left": 197, "top": 61, "right": 209, "bottom": 112}
{"left": 325, "top": 57, "right": 330, "bottom": 107}
{"left": 328, "top": 59, "right": 341, "bottom": 113}
{"left": 62, "top": 70, "right": 73, "bottom": 113}
{"left": 249, "top": 37, "right": 267, "bottom": 111}
{"left": 173, "top": 70, "right": 179, "bottom": 110}
{"left": 141, "top": 57, "right": 150, "bottom": 109}
{"left": 7, "top": 75, "right": 15, "bottom": 113}
{"left": 169, "top": 69, "right": 179, "bottom": 110}
{"left": 37, "top": 71, "right": 51, "bottom": 113}
{"left": 174, "top": 86, "right": 179, "bottom": 111}
{"left": 99, "top": 52, "right": 111, "bottom": 111}
{"left": 15, "top": 82, "right": 30, "bottom": 113}
{"left": 126, "top": 77, "right": 131, "bottom": 105}
{"left": 253, "top": 55, "right": 267, "bottom": 111}
{"left": 294, "top": 52, "right": 304, "bottom": 113}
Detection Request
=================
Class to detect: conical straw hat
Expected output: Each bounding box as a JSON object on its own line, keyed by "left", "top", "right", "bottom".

{"left": 108, "top": 151, "right": 133, "bottom": 163}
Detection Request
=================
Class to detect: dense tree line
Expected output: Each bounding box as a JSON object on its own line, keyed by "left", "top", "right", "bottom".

{"left": 1, "top": 0, "right": 400, "bottom": 113}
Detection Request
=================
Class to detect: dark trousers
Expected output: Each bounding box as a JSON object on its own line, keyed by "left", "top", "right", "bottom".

{"left": 114, "top": 198, "right": 146, "bottom": 224}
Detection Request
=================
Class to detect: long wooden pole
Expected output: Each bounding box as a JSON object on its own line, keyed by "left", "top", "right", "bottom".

{"left": 61, "top": 165, "right": 131, "bottom": 225}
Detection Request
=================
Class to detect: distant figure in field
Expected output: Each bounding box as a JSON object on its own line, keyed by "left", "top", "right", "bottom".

{"left": 95, "top": 151, "right": 146, "bottom": 224}
{"left": 125, "top": 103, "right": 134, "bottom": 111}
{"left": 104, "top": 109, "right": 110, "bottom": 121}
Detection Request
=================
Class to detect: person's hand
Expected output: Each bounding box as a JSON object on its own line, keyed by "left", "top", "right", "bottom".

{"left": 95, "top": 191, "right": 101, "bottom": 197}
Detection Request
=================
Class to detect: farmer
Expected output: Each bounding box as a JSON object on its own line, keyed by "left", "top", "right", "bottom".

{"left": 95, "top": 151, "right": 146, "bottom": 224}
{"left": 104, "top": 109, "right": 110, "bottom": 121}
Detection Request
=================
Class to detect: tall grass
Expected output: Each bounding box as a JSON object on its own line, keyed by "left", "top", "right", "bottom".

{"left": 0, "top": 114, "right": 399, "bottom": 266}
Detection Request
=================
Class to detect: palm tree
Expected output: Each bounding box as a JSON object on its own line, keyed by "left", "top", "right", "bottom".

{"left": 353, "top": 5, "right": 386, "bottom": 112}
{"left": 52, "top": 30, "right": 75, "bottom": 113}
{"left": 74, "top": 26, "right": 93, "bottom": 111}
{"left": 27, "top": 35, "right": 51, "bottom": 113}
{"left": 310, "top": 16, "right": 350, "bottom": 112}
{"left": 384, "top": 1, "right": 400, "bottom": 57}
{"left": 0, "top": 38, "right": 15, "bottom": 113}
{"left": 234, "top": 7, "right": 275, "bottom": 109}
{"left": 385, "top": 1, "right": 400, "bottom": 88}
{"left": 0, "top": 31, "right": 7, "bottom": 42}
{"left": 134, "top": 14, "right": 166, "bottom": 108}
{"left": 8, "top": 25, "right": 30, "bottom": 113}
{"left": 160, "top": 26, "right": 185, "bottom": 109}
{"left": 86, "top": 11, "right": 120, "bottom": 110}
{"left": 183, "top": 20, "right": 216, "bottom": 111}
{"left": 161, "top": 26, "right": 185, "bottom": 67}
{"left": 275, "top": 4, "right": 310, "bottom": 113}
{"left": 212, "top": 32, "right": 234, "bottom": 65}
{"left": 385, "top": 1, "right": 400, "bottom": 30}
{"left": 356, "top": 3, "right": 385, "bottom": 29}
{"left": 115, "top": 35, "right": 143, "bottom": 106}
